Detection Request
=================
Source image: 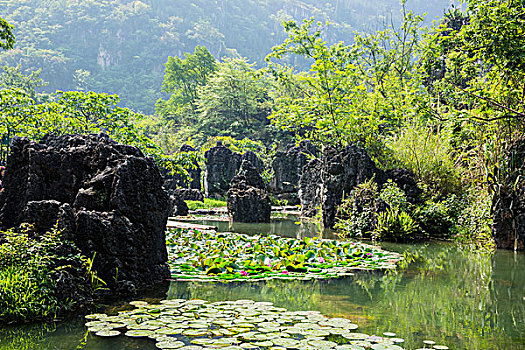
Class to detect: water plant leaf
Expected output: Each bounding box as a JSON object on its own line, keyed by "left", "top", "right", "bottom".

{"left": 165, "top": 228, "right": 402, "bottom": 282}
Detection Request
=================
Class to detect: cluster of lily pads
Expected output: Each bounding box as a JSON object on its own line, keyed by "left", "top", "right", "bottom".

{"left": 85, "top": 299, "right": 449, "bottom": 349}
{"left": 166, "top": 229, "right": 403, "bottom": 282}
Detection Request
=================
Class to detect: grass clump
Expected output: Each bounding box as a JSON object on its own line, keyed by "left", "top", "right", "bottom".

{"left": 0, "top": 225, "right": 102, "bottom": 323}
{"left": 186, "top": 198, "right": 227, "bottom": 211}
{"left": 0, "top": 265, "right": 58, "bottom": 322}
{"left": 386, "top": 121, "right": 464, "bottom": 197}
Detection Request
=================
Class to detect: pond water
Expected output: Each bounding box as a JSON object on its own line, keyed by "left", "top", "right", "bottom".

{"left": 1, "top": 219, "right": 524, "bottom": 350}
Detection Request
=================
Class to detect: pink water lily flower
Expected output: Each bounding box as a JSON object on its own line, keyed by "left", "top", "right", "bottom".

{"left": 281, "top": 270, "right": 289, "bottom": 274}
{"left": 240, "top": 270, "right": 248, "bottom": 276}
{"left": 318, "top": 257, "right": 326, "bottom": 263}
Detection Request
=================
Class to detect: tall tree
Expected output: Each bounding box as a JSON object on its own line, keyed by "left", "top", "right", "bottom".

{"left": 196, "top": 58, "right": 272, "bottom": 142}
{"left": 422, "top": 0, "right": 525, "bottom": 135}
{"left": 157, "top": 46, "right": 217, "bottom": 124}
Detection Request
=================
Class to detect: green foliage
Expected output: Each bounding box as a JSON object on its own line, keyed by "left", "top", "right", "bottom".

{"left": 0, "top": 83, "right": 182, "bottom": 177}
{"left": 335, "top": 176, "right": 492, "bottom": 245}
{"left": 336, "top": 179, "right": 415, "bottom": 242}
{"left": 0, "top": 88, "right": 37, "bottom": 163}
{"left": 386, "top": 121, "right": 464, "bottom": 196}
{"left": 269, "top": 196, "right": 289, "bottom": 207}
{"left": 157, "top": 53, "right": 280, "bottom": 146}
{"left": 374, "top": 180, "right": 418, "bottom": 242}
{"left": 335, "top": 179, "right": 381, "bottom": 239}
{"left": 0, "top": 0, "right": 452, "bottom": 113}
{"left": 186, "top": 198, "right": 227, "bottom": 211}
{"left": 0, "top": 265, "right": 58, "bottom": 323}
{"left": 201, "top": 136, "right": 261, "bottom": 153}
{"left": 195, "top": 58, "right": 273, "bottom": 143}
{"left": 0, "top": 226, "right": 102, "bottom": 323}
{"left": 0, "top": 89, "right": 36, "bottom": 140}
{"left": 335, "top": 179, "right": 458, "bottom": 242}
{"left": 0, "top": 17, "right": 15, "bottom": 51}
{"left": 266, "top": 7, "right": 426, "bottom": 155}
{"left": 0, "top": 65, "right": 47, "bottom": 100}
{"left": 136, "top": 114, "right": 183, "bottom": 155}
{"left": 267, "top": 18, "right": 369, "bottom": 146}
{"left": 379, "top": 179, "right": 409, "bottom": 211}
{"left": 413, "top": 195, "right": 460, "bottom": 238}
{"left": 373, "top": 208, "right": 417, "bottom": 242}
{"left": 453, "top": 188, "right": 495, "bottom": 250}
{"left": 157, "top": 46, "right": 217, "bottom": 124}
{"left": 421, "top": 0, "right": 525, "bottom": 141}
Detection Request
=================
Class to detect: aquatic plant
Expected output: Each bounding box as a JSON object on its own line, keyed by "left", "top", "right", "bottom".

{"left": 166, "top": 228, "right": 402, "bottom": 282}
{"left": 85, "top": 298, "right": 447, "bottom": 349}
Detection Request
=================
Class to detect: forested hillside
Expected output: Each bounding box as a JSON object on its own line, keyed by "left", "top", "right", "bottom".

{"left": 0, "top": 0, "right": 456, "bottom": 113}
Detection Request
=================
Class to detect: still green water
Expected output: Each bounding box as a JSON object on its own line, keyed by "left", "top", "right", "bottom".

{"left": 1, "top": 220, "right": 524, "bottom": 350}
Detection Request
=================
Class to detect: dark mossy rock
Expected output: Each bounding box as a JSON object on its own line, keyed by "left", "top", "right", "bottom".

{"left": 385, "top": 168, "right": 423, "bottom": 204}
{"left": 227, "top": 160, "right": 270, "bottom": 223}
{"left": 204, "top": 144, "right": 242, "bottom": 199}
{"left": 321, "top": 145, "right": 383, "bottom": 229}
{"left": 241, "top": 150, "right": 264, "bottom": 174}
{"left": 170, "top": 195, "right": 189, "bottom": 216}
{"left": 172, "top": 188, "right": 204, "bottom": 202}
{"left": 298, "top": 158, "right": 323, "bottom": 218}
{"left": 0, "top": 134, "right": 170, "bottom": 293}
{"left": 270, "top": 140, "right": 317, "bottom": 205}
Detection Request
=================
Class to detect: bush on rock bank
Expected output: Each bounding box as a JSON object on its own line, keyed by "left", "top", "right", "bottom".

{"left": 0, "top": 225, "right": 103, "bottom": 323}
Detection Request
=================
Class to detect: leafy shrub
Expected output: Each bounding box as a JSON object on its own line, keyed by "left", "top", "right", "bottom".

{"left": 413, "top": 195, "right": 460, "bottom": 238}
{"left": 387, "top": 121, "right": 464, "bottom": 196}
{"left": 0, "top": 225, "right": 102, "bottom": 323}
{"left": 373, "top": 208, "right": 417, "bottom": 242}
{"left": 379, "top": 179, "right": 409, "bottom": 212}
{"left": 186, "top": 198, "right": 227, "bottom": 211}
{"left": 336, "top": 170, "right": 495, "bottom": 246}
{"left": 336, "top": 179, "right": 420, "bottom": 242}
{"left": 0, "top": 265, "right": 58, "bottom": 322}
{"left": 269, "top": 195, "right": 289, "bottom": 207}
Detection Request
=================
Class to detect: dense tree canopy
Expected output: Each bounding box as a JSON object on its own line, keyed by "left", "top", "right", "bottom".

{"left": 156, "top": 46, "right": 218, "bottom": 124}
{"left": 423, "top": 0, "right": 525, "bottom": 135}
{"left": 266, "top": 6, "right": 425, "bottom": 155}
{"left": 196, "top": 58, "right": 272, "bottom": 141}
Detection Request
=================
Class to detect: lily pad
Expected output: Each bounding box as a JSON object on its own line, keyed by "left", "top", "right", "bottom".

{"left": 85, "top": 298, "right": 443, "bottom": 350}
{"left": 95, "top": 330, "right": 121, "bottom": 337}
{"left": 156, "top": 341, "right": 185, "bottom": 349}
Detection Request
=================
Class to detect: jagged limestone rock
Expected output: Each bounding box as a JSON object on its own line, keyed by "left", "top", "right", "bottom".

{"left": 0, "top": 134, "right": 170, "bottom": 293}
